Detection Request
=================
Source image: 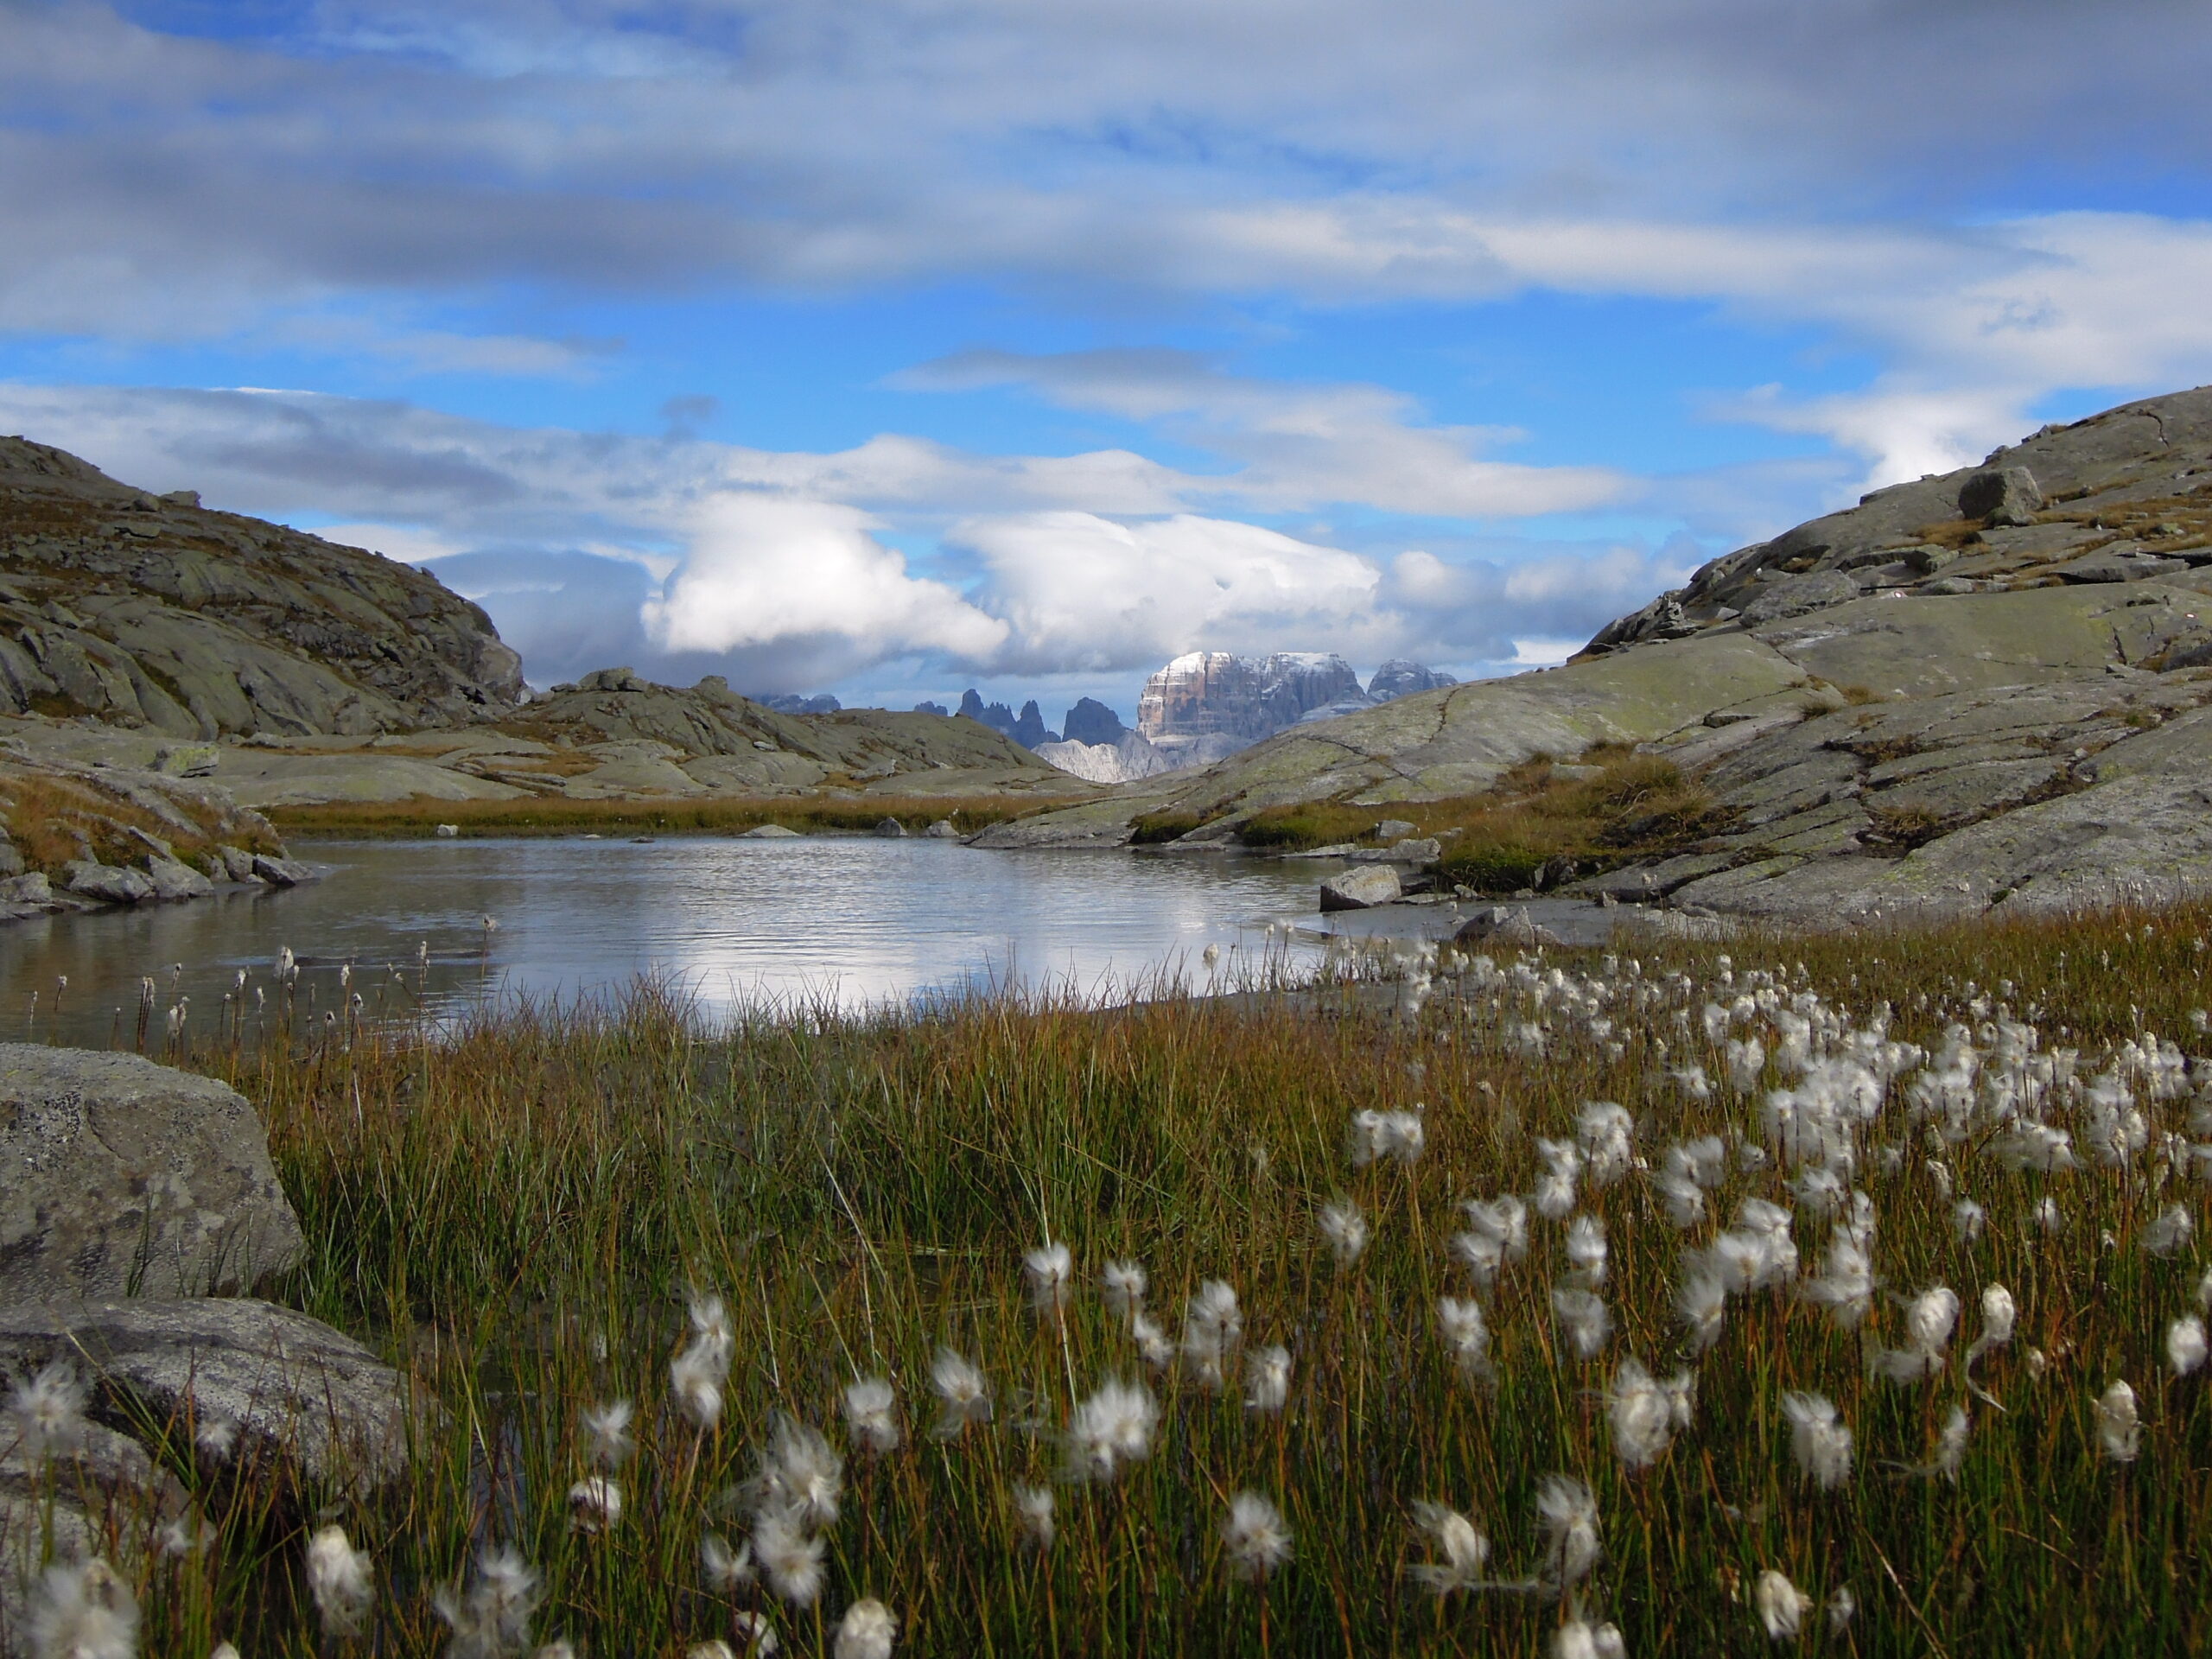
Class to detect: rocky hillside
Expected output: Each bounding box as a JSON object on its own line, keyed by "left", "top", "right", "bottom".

{"left": 981, "top": 385, "right": 2212, "bottom": 925}
{"left": 0, "top": 436, "right": 524, "bottom": 735}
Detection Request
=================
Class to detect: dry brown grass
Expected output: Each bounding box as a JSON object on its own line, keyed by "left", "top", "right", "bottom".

{"left": 268, "top": 791, "right": 1058, "bottom": 839}
{"left": 0, "top": 767, "right": 268, "bottom": 869}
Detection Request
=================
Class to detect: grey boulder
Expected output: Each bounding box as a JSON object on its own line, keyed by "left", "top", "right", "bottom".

{"left": 874, "top": 817, "right": 907, "bottom": 837}
{"left": 0, "top": 1046, "right": 304, "bottom": 1302}
{"left": 0, "top": 1299, "right": 412, "bottom": 1495}
{"left": 249, "top": 853, "right": 315, "bottom": 886}
{"left": 1958, "top": 466, "right": 2044, "bottom": 526}
{"left": 924, "top": 819, "right": 962, "bottom": 838}
{"left": 60, "top": 860, "right": 154, "bottom": 904}
{"left": 740, "top": 823, "right": 802, "bottom": 838}
{"left": 1319, "top": 864, "right": 1402, "bottom": 911}
{"left": 1454, "top": 906, "right": 1564, "bottom": 946}
{"left": 142, "top": 854, "right": 214, "bottom": 901}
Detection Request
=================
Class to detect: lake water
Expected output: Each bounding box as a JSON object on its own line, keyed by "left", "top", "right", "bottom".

{"left": 0, "top": 836, "right": 1391, "bottom": 1046}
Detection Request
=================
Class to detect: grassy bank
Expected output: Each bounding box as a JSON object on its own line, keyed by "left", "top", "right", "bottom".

{"left": 1217, "top": 746, "right": 1729, "bottom": 893}
{"left": 267, "top": 792, "right": 1061, "bottom": 841}
{"left": 49, "top": 901, "right": 2212, "bottom": 1654}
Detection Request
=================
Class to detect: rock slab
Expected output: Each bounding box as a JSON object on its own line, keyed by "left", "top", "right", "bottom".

{"left": 1319, "top": 864, "right": 1402, "bottom": 911}
{"left": 0, "top": 1298, "right": 411, "bottom": 1494}
{"left": 0, "top": 1046, "right": 304, "bottom": 1302}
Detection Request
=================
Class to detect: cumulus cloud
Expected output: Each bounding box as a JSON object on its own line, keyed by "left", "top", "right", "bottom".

{"left": 641, "top": 497, "right": 1007, "bottom": 675}
{"left": 954, "top": 512, "right": 1384, "bottom": 671}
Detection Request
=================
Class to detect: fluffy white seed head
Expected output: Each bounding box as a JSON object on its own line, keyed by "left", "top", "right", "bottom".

{"left": 1408, "top": 1502, "right": 1490, "bottom": 1597}
{"left": 753, "top": 1507, "right": 827, "bottom": 1607}
{"left": 701, "top": 1532, "right": 756, "bottom": 1593}
{"left": 568, "top": 1475, "right": 623, "bottom": 1535}
{"left": 753, "top": 1419, "right": 843, "bottom": 1531}
{"left": 1065, "top": 1377, "right": 1160, "bottom": 1481}
{"left": 2142, "top": 1205, "right": 2195, "bottom": 1259}
{"left": 7, "top": 1359, "right": 88, "bottom": 1459}
{"left": 1781, "top": 1392, "right": 1853, "bottom": 1491}
{"left": 1536, "top": 1474, "right": 1601, "bottom": 1588}
{"left": 305, "top": 1526, "right": 375, "bottom": 1638}
{"left": 1826, "top": 1586, "right": 1857, "bottom": 1632}
{"left": 1101, "top": 1260, "right": 1147, "bottom": 1315}
{"left": 1317, "top": 1202, "right": 1370, "bottom": 1266}
{"left": 1023, "top": 1242, "right": 1073, "bottom": 1311}
{"left": 1014, "top": 1484, "right": 1055, "bottom": 1552}
{"left": 1754, "top": 1568, "right": 1812, "bottom": 1641}
{"left": 2094, "top": 1379, "right": 2141, "bottom": 1463}
{"left": 2169, "top": 1316, "right": 2209, "bottom": 1378}
{"left": 1220, "top": 1491, "right": 1294, "bottom": 1584}
{"left": 582, "top": 1400, "right": 634, "bottom": 1470}
{"left": 1437, "top": 1297, "right": 1492, "bottom": 1381}
{"left": 1565, "top": 1215, "right": 1609, "bottom": 1286}
{"left": 28, "top": 1558, "right": 138, "bottom": 1659}
{"left": 432, "top": 1546, "right": 543, "bottom": 1658}
{"left": 1244, "top": 1344, "right": 1292, "bottom": 1414}
{"left": 1550, "top": 1287, "right": 1612, "bottom": 1361}
{"left": 832, "top": 1599, "right": 897, "bottom": 1659}
{"left": 842, "top": 1376, "right": 902, "bottom": 1457}
{"left": 930, "top": 1348, "right": 992, "bottom": 1438}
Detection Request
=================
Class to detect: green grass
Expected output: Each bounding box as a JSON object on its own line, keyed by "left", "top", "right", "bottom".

{"left": 41, "top": 901, "right": 2212, "bottom": 1655}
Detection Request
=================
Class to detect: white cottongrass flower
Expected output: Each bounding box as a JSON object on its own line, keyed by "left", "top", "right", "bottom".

{"left": 671, "top": 1295, "right": 735, "bottom": 1430}
{"left": 1023, "top": 1242, "right": 1074, "bottom": 1311}
{"left": 27, "top": 1558, "right": 137, "bottom": 1659}
{"left": 2031, "top": 1195, "right": 2065, "bottom": 1235}
{"left": 1726, "top": 1036, "right": 1766, "bottom": 1093}
{"left": 842, "top": 1376, "right": 902, "bottom": 1457}
{"left": 2171, "top": 1316, "right": 2209, "bottom": 1377}
{"left": 1220, "top": 1491, "right": 1294, "bottom": 1584}
{"left": 1536, "top": 1474, "right": 1601, "bottom": 1589}
{"left": 1873, "top": 1287, "right": 1961, "bottom": 1382}
{"left": 753, "top": 1507, "right": 828, "bottom": 1606}
{"left": 832, "top": 1599, "right": 897, "bottom": 1659}
{"left": 2141, "top": 1205, "right": 2195, "bottom": 1259}
{"left": 1349, "top": 1108, "right": 1427, "bottom": 1167}
{"left": 1953, "top": 1198, "right": 1986, "bottom": 1243}
{"left": 930, "top": 1348, "right": 992, "bottom": 1439}
{"left": 1826, "top": 1586, "right": 1857, "bottom": 1632}
{"left": 196, "top": 1413, "right": 240, "bottom": 1463}
{"left": 1101, "top": 1260, "right": 1148, "bottom": 1315}
{"left": 1129, "top": 1313, "right": 1176, "bottom": 1371}
{"left": 213, "top": 1645, "right": 242, "bottom": 1659}
{"left": 582, "top": 1401, "right": 634, "bottom": 1470}
{"left": 1781, "top": 1393, "right": 1853, "bottom": 1491}
{"left": 1565, "top": 1215, "right": 1608, "bottom": 1286}
{"left": 1014, "top": 1484, "right": 1055, "bottom": 1552}
{"left": 1607, "top": 1357, "right": 1694, "bottom": 1470}
{"left": 7, "top": 1358, "right": 88, "bottom": 1459}
{"left": 2094, "top": 1379, "right": 2141, "bottom": 1463}
{"left": 1905, "top": 1407, "right": 1970, "bottom": 1483}
{"left": 701, "top": 1533, "right": 755, "bottom": 1593}
{"left": 1677, "top": 1263, "right": 1729, "bottom": 1354}
{"left": 1798, "top": 1230, "right": 1874, "bottom": 1328}
{"left": 1550, "top": 1287, "right": 1612, "bottom": 1360}
{"left": 1966, "top": 1285, "right": 2016, "bottom": 1376}
{"left": 1754, "top": 1568, "right": 1812, "bottom": 1640}
{"left": 1533, "top": 1138, "right": 1581, "bottom": 1220}
{"left": 1452, "top": 1195, "right": 1529, "bottom": 1287}
{"left": 1244, "top": 1344, "right": 1292, "bottom": 1414}
{"left": 433, "top": 1546, "right": 543, "bottom": 1658}
{"left": 753, "top": 1420, "right": 843, "bottom": 1531}
{"left": 568, "top": 1475, "right": 623, "bottom": 1535}
{"left": 1577, "top": 1102, "right": 1636, "bottom": 1187}
{"left": 2198, "top": 1266, "right": 2212, "bottom": 1312}
{"left": 1437, "top": 1297, "right": 1492, "bottom": 1381}
{"left": 1065, "top": 1377, "right": 1160, "bottom": 1481}
{"left": 305, "top": 1524, "right": 375, "bottom": 1638}
{"left": 1554, "top": 1619, "right": 1627, "bottom": 1659}
{"left": 1317, "top": 1202, "right": 1370, "bottom": 1266}
{"left": 1180, "top": 1281, "right": 1245, "bottom": 1390}
{"left": 1408, "top": 1502, "right": 1491, "bottom": 1597}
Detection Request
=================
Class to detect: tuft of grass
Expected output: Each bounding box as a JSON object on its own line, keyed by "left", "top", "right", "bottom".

{"left": 1129, "top": 810, "right": 1208, "bottom": 844}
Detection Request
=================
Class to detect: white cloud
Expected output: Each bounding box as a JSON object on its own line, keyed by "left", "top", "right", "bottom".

{"left": 902, "top": 350, "right": 1626, "bottom": 517}
{"left": 642, "top": 496, "right": 1007, "bottom": 664}
{"left": 954, "top": 512, "right": 1385, "bottom": 671}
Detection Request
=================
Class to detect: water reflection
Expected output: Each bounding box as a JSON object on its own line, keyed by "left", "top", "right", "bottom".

{"left": 0, "top": 836, "right": 1338, "bottom": 1046}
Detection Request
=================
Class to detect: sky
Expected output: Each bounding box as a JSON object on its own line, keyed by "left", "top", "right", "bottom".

{"left": 4, "top": 3, "right": 2212, "bottom": 727}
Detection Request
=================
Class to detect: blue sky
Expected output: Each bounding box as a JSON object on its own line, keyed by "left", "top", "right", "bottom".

{"left": 4, "top": 3, "right": 2211, "bottom": 728}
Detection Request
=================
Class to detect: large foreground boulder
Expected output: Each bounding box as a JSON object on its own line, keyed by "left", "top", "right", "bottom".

{"left": 1319, "top": 864, "right": 1402, "bottom": 911}
{"left": 0, "top": 1046, "right": 304, "bottom": 1302}
{"left": 0, "top": 1300, "right": 411, "bottom": 1495}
